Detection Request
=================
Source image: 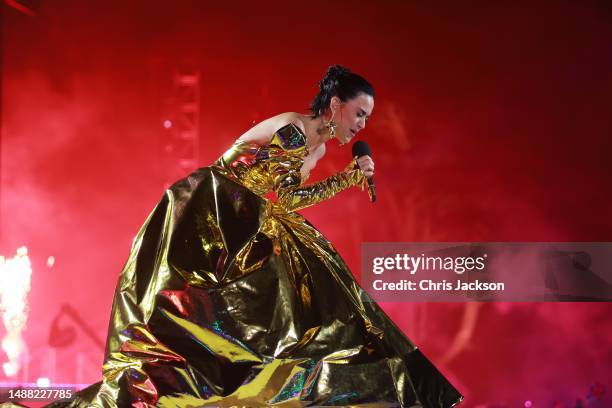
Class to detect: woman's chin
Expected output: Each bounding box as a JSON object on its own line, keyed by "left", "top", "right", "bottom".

{"left": 340, "top": 134, "right": 353, "bottom": 145}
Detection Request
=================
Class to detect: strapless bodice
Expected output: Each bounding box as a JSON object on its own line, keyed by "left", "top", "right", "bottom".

{"left": 214, "top": 123, "right": 308, "bottom": 196}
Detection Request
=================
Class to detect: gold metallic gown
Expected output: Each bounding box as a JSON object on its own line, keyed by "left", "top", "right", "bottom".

{"left": 49, "top": 124, "right": 463, "bottom": 407}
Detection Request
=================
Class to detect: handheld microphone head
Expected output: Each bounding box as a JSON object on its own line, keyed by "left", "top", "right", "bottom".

{"left": 352, "top": 140, "right": 371, "bottom": 158}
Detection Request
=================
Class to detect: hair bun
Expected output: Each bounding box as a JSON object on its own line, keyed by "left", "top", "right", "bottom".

{"left": 326, "top": 65, "right": 351, "bottom": 80}
{"left": 320, "top": 64, "right": 351, "bottom": 90}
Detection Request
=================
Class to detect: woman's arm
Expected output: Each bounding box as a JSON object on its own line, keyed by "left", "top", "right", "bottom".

{"left": 275, "top": 161, "right": 367, "bottom": 212}
{"left": 237, "top": 112, "right": 306, "bottom": 145}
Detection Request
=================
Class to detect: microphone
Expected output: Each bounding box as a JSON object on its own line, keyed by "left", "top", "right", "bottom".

{"left": 352, "top": 141, "right": 376, "bottom": 203}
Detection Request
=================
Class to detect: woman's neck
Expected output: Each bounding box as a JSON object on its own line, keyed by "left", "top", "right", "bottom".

{"left": 302, "top": 114, "right": 332, "bottom": 151}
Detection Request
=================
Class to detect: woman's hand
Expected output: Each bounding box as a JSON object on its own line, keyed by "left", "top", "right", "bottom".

{"left": 355, "top": 155, "right": 374, "bottom": 178}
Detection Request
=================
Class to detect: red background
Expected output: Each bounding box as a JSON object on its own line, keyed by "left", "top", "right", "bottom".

{"left": 1, "top": 1, "right": 611, "bottom": 406}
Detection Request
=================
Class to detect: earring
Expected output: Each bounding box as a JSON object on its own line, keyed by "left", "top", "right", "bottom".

{"left": 324, "top": 118, "right": 337, "bottom": 140}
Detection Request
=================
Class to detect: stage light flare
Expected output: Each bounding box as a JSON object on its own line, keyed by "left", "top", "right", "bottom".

{"left": 0, "top": 246, "right": 33, "bottom": 377}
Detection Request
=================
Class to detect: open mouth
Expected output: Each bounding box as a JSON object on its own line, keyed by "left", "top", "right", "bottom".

{"left": 350, "top": 129, "right": 357, "bottom": 137}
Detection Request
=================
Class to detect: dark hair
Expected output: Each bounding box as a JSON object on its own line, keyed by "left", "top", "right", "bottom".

{"left": 309, "top": 65, "right": 375, "bottom": 118}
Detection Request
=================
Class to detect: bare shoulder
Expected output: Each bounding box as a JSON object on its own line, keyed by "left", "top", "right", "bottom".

{"left": 237, "top": 112, "right": 307, "bottom": 145}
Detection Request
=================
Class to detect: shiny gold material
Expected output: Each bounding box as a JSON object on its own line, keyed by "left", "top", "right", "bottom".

{"left": 47, "top": 124, "right": 462, "bottom": 407}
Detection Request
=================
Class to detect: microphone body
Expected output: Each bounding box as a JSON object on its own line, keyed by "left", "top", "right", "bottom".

{"left": 351, "top": 141, "right": 377, "bottom": 203}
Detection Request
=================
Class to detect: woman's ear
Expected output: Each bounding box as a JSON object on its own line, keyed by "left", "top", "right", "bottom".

{"left": 329, "top": 96, "right": 342, "bottom": 116}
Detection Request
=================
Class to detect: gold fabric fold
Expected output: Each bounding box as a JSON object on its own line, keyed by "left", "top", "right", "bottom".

{"left": 45, "top": 124, "right": 462, "bottom": 407}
